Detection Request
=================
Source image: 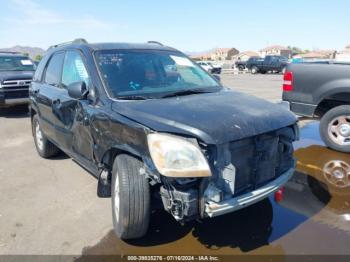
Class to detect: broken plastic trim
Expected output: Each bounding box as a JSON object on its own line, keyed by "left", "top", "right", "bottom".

{"left": 205, "top": 166, "right": 295, "bottom": 217}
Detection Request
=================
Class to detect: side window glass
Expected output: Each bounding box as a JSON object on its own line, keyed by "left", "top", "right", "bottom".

{"left": 44, "top": 52, "right": 65, "bottom": 86}
{"left": 62, "top": 51, "right": 90, "bottom": 88}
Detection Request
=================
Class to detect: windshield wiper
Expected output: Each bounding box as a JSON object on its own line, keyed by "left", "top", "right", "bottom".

{"left": 116, "top": 95, "right": 149, "bottom": 100}
{"left": 161, "top": 89, "right": 215, "bottom": 98}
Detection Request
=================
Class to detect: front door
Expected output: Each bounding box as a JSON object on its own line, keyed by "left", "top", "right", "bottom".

{"left": 54, "top": 50, "right": 95, "bottom": 163}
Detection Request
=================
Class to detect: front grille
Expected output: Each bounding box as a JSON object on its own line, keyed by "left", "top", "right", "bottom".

{"left": 227, "top": 126, "right": 295, "bottom": 196}
{"left": 1, "top": 79, "right": 31, "bottom": 90}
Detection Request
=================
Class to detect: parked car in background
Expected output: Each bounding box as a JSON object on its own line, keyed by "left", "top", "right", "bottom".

{"left": 246, "top": 55, "right": 288, "bottom": 74}
{"left": 30, "top": 39, "right": 298, "bottom": 240}
{"left": 282, "top": 62, "right": 350, "bottom": 152}
{"left": 235, "top": 60, "right": 247, "bottom": 71}
{"left": 197, "top": 61, "right": 221, "bottom": 74}
{"left": 207, "top": 62, "right": 222, "bottom": 74}
{"left": 0, "top": 52, "right": 35, "bottom": 108}
{"left": 235, "top": 56, "right": 260, "bottom": 71}
{"left": 197, "top": 61, "right": 213, "bottom": 73}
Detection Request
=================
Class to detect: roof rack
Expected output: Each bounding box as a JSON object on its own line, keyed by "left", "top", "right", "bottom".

{"left": 0, "top": 51, "right": 22, "bottom": 54}
{"left": 49, "top": 38, "right": 88, "bottom": 49}
{"left": 147, "top": 41, "right": 163, "bottom": 46}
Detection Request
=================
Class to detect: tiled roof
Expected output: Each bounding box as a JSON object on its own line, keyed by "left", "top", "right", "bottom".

{"left": 238, "top": 51, "right": 259, "bottom": 56}
{"left": 260, "top": 45, "right": 289, "bottom": 51}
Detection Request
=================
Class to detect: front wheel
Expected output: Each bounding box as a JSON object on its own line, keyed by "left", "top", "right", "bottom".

{"left": 111, "top": 154, "right": 150, "bottom": 239}
{"left": 238, "top": 65, "right": 244, "bottom": 71}
{"left": 320, "top": 105, "right": 350, "bottom": 153}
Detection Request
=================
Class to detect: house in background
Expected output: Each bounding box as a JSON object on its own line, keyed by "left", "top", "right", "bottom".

{"left": 190, "top": 52, "right": 212, "bottom": 61}
{"left": 210, "top": 47, "right": 239, "bottom": 60}
{"left": 190, "top": 47, "right": 239, "bottom": 61}
{"left": 260, "top": 45, "right": 292, "bottom": 58}
{"left": 233, "top": 51, "right": 260, "bottom": 61}
{"left": 336, "top": 44, "right": 350, "bottom": 62}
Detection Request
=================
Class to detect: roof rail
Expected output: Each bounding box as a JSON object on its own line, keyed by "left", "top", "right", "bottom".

{"left": 49, "top": 38, "right": 88, "bottom": 49}
{"left": 147, "top": 41, "right": 163, "bottom": 46}
{"left": 0, "top": 51, "right": 22, "bottom": 54}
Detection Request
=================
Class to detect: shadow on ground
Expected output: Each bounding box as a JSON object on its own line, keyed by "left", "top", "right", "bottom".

{"left": 0, "top": 105, "right": 29, "bottom": 118}
{"left": 76, "top": 198, "right": 311, "bottom": 258}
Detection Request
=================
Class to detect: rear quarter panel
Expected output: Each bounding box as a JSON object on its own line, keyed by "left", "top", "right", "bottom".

{"left": 282, "top": 63, "right": 350, "bottom": 105}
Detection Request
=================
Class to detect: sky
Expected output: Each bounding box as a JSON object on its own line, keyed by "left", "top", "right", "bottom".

{"left": 0, "top": 0, "right": 349, "bottom": 52}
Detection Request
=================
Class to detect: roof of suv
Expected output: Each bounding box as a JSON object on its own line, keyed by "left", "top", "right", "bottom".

{"left": 49, "top": 39, "right": 179, "bottom": 53}
{"left": 0, "top": 52, "right": 29, "bottom": 57}
{"left": 88, "top": 42, "right": 178, "bottom": 52}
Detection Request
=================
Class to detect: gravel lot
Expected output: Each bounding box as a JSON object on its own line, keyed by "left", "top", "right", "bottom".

{"left": 0, "top": 74, "right": 349, "bottom": 257}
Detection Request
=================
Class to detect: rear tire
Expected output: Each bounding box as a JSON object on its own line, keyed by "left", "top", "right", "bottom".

{"left": 251, "top": 66, "right": 259, "bottom": 74}
{"left": 238, "top": 65, "right": 244, "bottom": 71}
{"left": 320, "top": 105, "right": 350, "bottom": 153}
{"left": 111, "top": 154, "right": 150, "bottom": 239}
{"left": 32, "top": 115, "right": 60, "bottom": 158}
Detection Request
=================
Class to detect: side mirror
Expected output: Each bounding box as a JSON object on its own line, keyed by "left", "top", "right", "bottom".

{"left": 67, "top": 81, "right": 88, "bottom": 100}
{"left": 212, "top": 74, "right": 221, "bottom": 82}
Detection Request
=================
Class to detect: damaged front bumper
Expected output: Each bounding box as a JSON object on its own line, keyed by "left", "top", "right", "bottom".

{"left": 205, "top": 167, "right": 295, "bottom": 217}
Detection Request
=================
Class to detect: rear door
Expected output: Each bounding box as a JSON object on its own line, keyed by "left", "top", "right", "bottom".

{"left": 35, "top": 52, "right": 65, "bottom": 142}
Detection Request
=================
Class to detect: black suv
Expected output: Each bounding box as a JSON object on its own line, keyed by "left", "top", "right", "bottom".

{"left": 30, "top": 39, "right": 298, "bottom": 239}
{"left": 0, "top": 52, "right": 35, "bottom": 108}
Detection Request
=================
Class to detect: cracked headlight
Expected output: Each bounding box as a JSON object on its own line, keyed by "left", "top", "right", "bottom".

{"left": 147, "top": 133, "right": 211, "bottom": 177}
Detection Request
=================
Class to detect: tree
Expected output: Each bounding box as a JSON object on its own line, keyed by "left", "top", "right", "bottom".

{"left": 34, "top": 54, "right": 43, "bottom": 61}
{"left": 288, "top": 46, "right": 303, "bottom": 55}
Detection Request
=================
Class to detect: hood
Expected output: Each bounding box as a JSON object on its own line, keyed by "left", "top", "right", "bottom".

{"left": 0, "top": 71, "right": 34, "bottom": 82}
{"left": 112, "top": 90, "right": 297, "bottom": 144}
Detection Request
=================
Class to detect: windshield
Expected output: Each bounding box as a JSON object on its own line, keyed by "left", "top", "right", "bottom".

{"left": 94, "top": 50, "right": 221, "bottom": 99}
{"left": 0, "top": 56, "right": 35, "bottom": 71}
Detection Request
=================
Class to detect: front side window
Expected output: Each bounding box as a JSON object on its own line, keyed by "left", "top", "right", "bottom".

{"left": 0, "top": 56, "right": 35, "bottom": 71}
{"left": 44, "top": 52, "right": 65, "bottom": 86}
{"left": 94, "top": 50, "right": 220, "bottom": 99}
{"left": 62, "top": 51, "right": 90, "bottom": 88}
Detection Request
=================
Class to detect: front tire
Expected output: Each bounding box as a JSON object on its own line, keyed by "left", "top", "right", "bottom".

{"left": 32, "top": 115, "right": 60, "bottom": 158}
{"left": 111, "top": 154, "right": 150, "bottom": 239}
{"left": 320, "top": 105, "right": 350, "bottom": 153}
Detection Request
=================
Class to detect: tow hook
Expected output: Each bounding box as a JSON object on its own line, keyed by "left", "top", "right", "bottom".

{"left": 274, "top": 187, "right": 285, "bottom": 202}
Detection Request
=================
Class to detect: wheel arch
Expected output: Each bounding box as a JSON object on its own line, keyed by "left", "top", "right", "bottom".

{"left": 314, "top": 91, "right": 350, "bottom": 117}
{"left": 97, "top": 144, "right": 156, "bottom": 198}
{"left": 100, "top": 145, "right": 144, "bottom": 172}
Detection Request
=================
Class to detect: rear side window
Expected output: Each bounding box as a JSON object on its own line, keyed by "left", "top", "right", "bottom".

{"left": 44, "top": 52, "right": 65, "bottom": 86}
{"left": 62, "top": 51, "right": 90, "bottom": 88}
